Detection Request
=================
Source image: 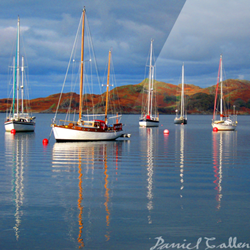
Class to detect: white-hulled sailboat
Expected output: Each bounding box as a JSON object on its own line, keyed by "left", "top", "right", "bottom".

{"left": 5, "top": 17, "right": 35, "bottom": 132}
{"left": 211, "top": 55, "right": 237, "bottom": 131}
{"left": 51, "top": 8, "right": 123, "bottom": 142}
{"left": 139, "top": 39, "right": 159, "bottom": 127}
{"left": 174, "top": 63, "right": 187, "bottom": 124}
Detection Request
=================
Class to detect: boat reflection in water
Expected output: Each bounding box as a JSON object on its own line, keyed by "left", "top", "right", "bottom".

{"left": 212, "top": 131, "right": 237, "bottom": 209}
{"left": 5, "top": 132, "right": 35, "bottom": 240}
{"left": 139, "top": 127, "right": 159, "bottom": 224}
{"left": 52, "top": 141, "right": 123, "bottom": 248}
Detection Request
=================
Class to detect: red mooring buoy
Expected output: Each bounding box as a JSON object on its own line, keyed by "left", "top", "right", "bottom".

{"left": 11, "top": 129, "right": 16, "bottom": 134}
{"left": 163, "top": 129, "right": 169, "bottom": 134}
{"left": 213, "top": 127, "right": 218, "bottom": 132}
{"left": 43, "top": 138, "right": 49, "bottom": 145}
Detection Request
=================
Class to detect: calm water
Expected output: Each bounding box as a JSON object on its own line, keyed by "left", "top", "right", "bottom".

{"left": 1, "top": 113, "right": 250, "bottom": 250}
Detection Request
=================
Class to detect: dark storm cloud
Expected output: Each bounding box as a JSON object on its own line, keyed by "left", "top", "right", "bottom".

{"left": 1, "top": 0, "right": 250, "bottom": 99}
{"left": 0, "top": 0, "right": 186, "bottom": 97}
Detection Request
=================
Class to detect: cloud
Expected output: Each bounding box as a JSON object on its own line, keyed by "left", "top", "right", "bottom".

{"left": 0, "top": 0, "right": 186, "bottom": 98}
{"left": 1, "top": 0, "right": 250, "bottom": 99}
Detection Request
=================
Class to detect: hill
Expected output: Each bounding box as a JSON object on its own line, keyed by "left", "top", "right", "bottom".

{"left": 1, "top": 79, "right": 250, "bottom": 114}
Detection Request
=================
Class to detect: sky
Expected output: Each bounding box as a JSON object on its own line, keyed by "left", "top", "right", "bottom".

{"left": 0, "top": 0, "right": 250, "bottom": 99}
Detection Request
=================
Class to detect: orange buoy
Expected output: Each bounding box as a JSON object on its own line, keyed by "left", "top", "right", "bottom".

{"left": 213, "top": 127, "right": 218, "bottom": 132}
{"left": 11, "top": 129, "right": 16, "bottom": 134}
{"left": 43, "top": 138, "right": 49, "bottom": 145}
{"left": 163, "top": 129, "right": 169, "bottom": 134}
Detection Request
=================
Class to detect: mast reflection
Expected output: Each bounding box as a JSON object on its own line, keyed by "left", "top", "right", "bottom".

{"left": 212, "top": 131, "right": 237, "bottom": 209}
{"left": 77, "top": 150, "right": 84, "bottom": 248}
{"left": 140, "top": 127, "right": 158, "bottom": 224}
{"left": 146, "top": 128, "right": 153, "bottom": 224}
{"left": 52, "top": 141, "right": 122, "bottom": 247}
{"left": 175, "top": 126, "right": 185, "bottom": 201}
{"left": 5, "top": 132, "right": 34, "bottom": 240}
{"left": 104, "top": 146, "right": 110, "bottom": 241}
{"left": 179, "top": 126, "right": 185, "bottom": 196}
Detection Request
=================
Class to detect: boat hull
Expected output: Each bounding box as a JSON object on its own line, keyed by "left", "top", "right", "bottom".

{"left": 52, "top": 126, "right": 123, "bottom": 141}
{"left": 212, "top": 121, "right": 236, "bottom": 131}
{"left": 174, "top": 117, "right": 187, "bottom": 124}
{"left": 5, "top": 120, "right": 35, "bottom": 132}
{"left": 139, "top": 119, "right": 159, "bottom": 127}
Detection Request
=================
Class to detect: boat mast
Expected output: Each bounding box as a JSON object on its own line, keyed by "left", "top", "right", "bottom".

{"left": 213, "top": 55, "right": 221, "bottom": 121}
{"left": 147, "top": 39, "right": 153, "bottom": 116}
{"left": 105, "top": 50, "right": 111, "bottom": 124}
{"left": 12, "top": 56, "right": 15, "bottom": 116}
{"left": 79, "top": 8, "right": 86, "bottom": 122}
{"left": 220, "top": 55, "right": 223, "bottom": 121}
{"left": 151, "top": 66, "right": 154, "bottom": 117}
{"left": 16, "top": 16, "right": 20, "bottom": 118}
{"left": 181, "top": 63, "right": 184, "bottom": 118}
{"left": 21, "top": 56, "right": 24, "bottom": 114}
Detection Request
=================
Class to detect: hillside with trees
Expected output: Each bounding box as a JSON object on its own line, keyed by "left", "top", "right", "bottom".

{"left": 1, "top": 79, "right": 250, "bottom": 114}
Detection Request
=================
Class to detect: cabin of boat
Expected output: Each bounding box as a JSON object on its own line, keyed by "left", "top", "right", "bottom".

{"left": 52, "top": 119, "right": 122, "bottom": 133}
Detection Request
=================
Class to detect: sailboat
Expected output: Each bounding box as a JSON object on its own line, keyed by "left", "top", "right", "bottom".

{"left": 211, "top": 55, "right": 237, "bottom": 131}
{"left": 51, "top": 8, "right": 123, "bottom": 142}
{"left": 139, "top": 39, "right": 159, "bottom": 127}
{"left": 4, "top": 17, "right": 36, "bottom": 132}
{"left": 174, "top": 63, "right": 187, "bottom": 124}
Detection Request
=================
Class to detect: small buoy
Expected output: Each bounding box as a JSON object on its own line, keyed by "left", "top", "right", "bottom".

{"left": 43, "top": 138, "right": 49, "bottom": 145}
{"left": 11, "top": 129, "right": 16, "bottom": 134}
{"left": 213, "top": 127, "right": 218, "bottom": 132}
{"left": 163, "top": 129, "right": 169, "bottom": 134}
